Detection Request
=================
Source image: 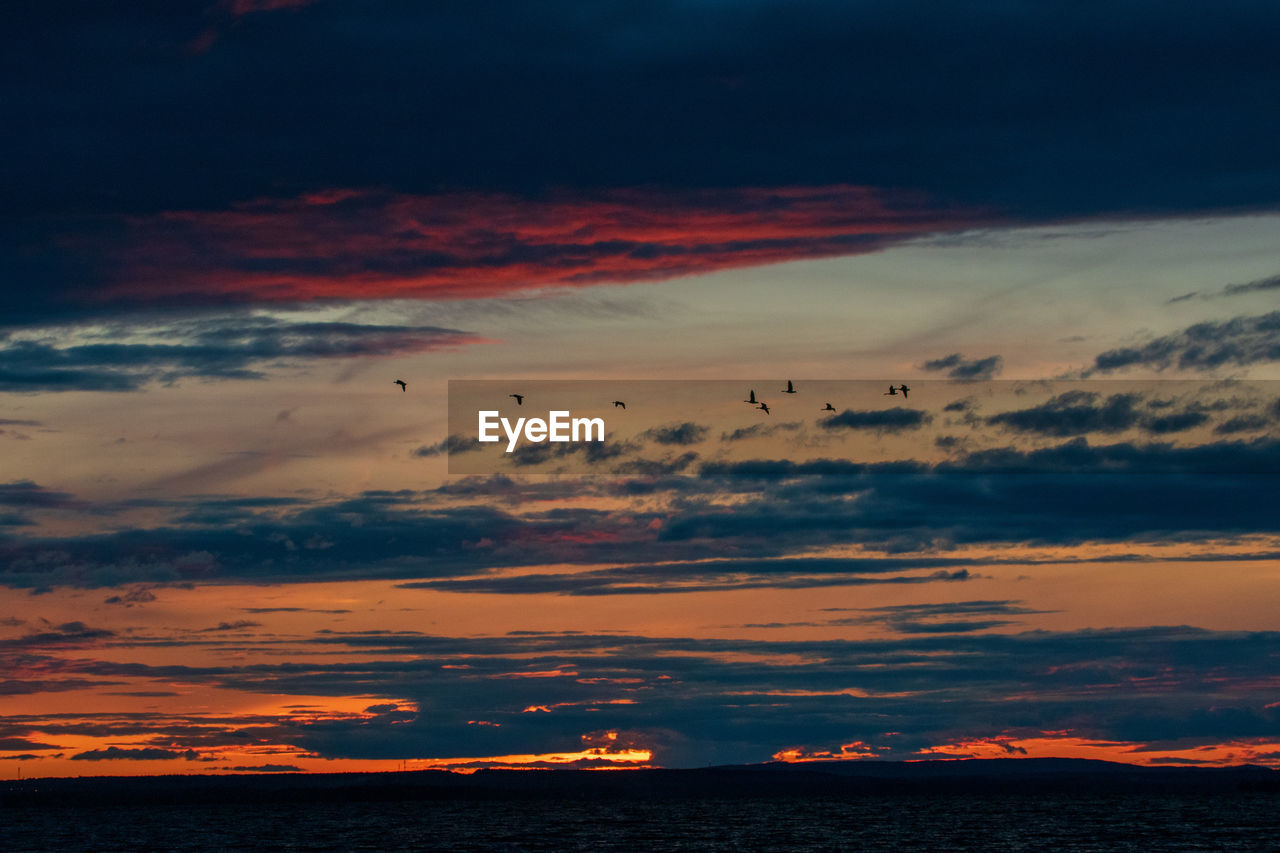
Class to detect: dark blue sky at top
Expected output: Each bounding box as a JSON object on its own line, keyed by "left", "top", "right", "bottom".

{"left": 6, "top": 0, "right": 1280, "bottom": 218}
{"left": 4, "top": 1, "right": 1280, "bottom": 325}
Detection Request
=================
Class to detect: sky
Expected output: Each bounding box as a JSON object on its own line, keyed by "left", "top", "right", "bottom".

{"left": 2, "top": 0, "right": 1280, "bottom": 777}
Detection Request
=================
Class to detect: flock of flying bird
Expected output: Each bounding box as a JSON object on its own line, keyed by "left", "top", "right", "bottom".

{"left": 392, "top": 380, "right": 911, "bottom": 417}
{"left": 740, "top": 381, "right": 909, "bottom": 415}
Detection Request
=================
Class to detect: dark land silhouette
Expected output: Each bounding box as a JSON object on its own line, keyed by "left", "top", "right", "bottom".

{"left": 4, "top": 759, "right": 1277, "bottom": 808}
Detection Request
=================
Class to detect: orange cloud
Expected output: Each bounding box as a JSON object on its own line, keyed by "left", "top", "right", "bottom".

{"left": 773, "top": 741, "right": 878, "bottom": 762}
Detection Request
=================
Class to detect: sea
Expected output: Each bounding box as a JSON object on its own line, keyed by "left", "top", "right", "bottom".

{"left": 5, "top": 793, "right": 1279, "bottom": 851}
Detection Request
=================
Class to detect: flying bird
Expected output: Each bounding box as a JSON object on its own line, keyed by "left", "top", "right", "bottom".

{"left": 783, "top": 380, "right": 797, "bottom": 394}
{"left": 898, "top": 384, "right": 910, "bottom": 399}
{"left": 393, "top": 379, "right": 406, "bottom": 392}
{"left": 744, "top": 389, "right": 757, "bottom": 404}
{"left": 758, "top": 402, "right": 770, "bottom": 415}
{"left": 822, "top": 402, "right": 836, "bottom": 411}
{"left": 509, "top": 394, "right": 524, "bottom": 405}
{"left": 884, "top": 385, "right": 898, "bottom": 396}
{"left": 612, "top": 400, "right": 626, "bottom": 409}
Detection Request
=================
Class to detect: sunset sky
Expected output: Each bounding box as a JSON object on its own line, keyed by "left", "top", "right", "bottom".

{"left": 3, "top": 1, "right": 1280, "bottom": 778}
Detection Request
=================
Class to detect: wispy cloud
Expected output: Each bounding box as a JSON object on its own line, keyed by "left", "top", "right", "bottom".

{"left": 0, "top": 315, "right": 482, "bottom": 392}
{"left": 1092, "top": 312, "right": 1280, "bottom": 373}
{"left": 1164, "top": 272, "right": 1280, "bottom": 303}
{"left": 921, "top": 353, "right": 1004, "bottom": 380}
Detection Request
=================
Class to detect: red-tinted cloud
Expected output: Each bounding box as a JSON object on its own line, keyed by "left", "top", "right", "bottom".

{"left": 98, "top": 186, "right": 989, "bottom": 308}
{"left": 224, "top": 0, "right": 318, "bottom": 17}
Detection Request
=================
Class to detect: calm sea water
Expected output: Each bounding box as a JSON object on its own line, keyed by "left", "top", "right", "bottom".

{"left": 6, "top": 794, "right": 1278, "bottom": 851}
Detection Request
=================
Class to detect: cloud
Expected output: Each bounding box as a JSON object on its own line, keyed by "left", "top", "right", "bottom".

{"left": 403, "top": 562, "right": 977, "bottom": 597}
{"left": 224, "top": 0, "right": 317, "bottom": 18}
{"left": 1092, "top": 312, "right": 1280, "bottom": 373}
{"left": 1222, "top": 273, "right": 1280, "bottom": 298}
{"left": 820, "top": 408, "right": 931, "bottom": 432}
{"left": 12, "top": 623, "right": 1280, "bottom": 767}
{"left": 0, "top": 622, "right": 115, "bottom": 649}
{"left": 241, "top": 607, "right": 352, "bottom": 614}
{"left": 638, "top": 422, "right": 710, "bottom": 446}
{"left": 719, "top": 422, "right": 804, "bottom": 442}
{"left": 29, "top": 186, "right": 977, "bottom": 318}
{"left": 8, "top": 3, "right": 1280, "bottom": 282}
{"left": 0, "top": 480, "right": 79, "bottom": 509}
{"left": 70, "top": 746, "right": 199, "bottom": 761}
{"left": 985, "top": 391, "right": 1212, "bottom": 437}
{"left": 1168, "top": 272, "right": 1280, "bottom": 303}
{"left": 837, "top": 600, "right": 1056, "bottom": 634}
{"left": 1215, "top": 413, "right": 1276, "bottom": 434}
{"left": 0, "top": 736, "right": 63, "bottom": 751}
{"left": 610, "top": 452, "right": 701, "bottom": 477}
{"left": 5, "top": 429, "right": 1280, "bottom": 591}
{"left": 922, "top": 354, "right": 1004, "bottom": 380}
{"left": 0, "top": 315, "right": 482, "bottom": 392}
{"left": 103, "top": 586, "right": 158, "bottom": 606}
{"left": 412, "top": 434, "right": 481, "bottom": 458}
{"left": 195, "top": 620, "right": 262, "bottom": 633}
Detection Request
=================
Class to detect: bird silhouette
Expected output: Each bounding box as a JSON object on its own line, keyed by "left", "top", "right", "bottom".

{"left": 783, "top": 380, "right": 797, "bottom": 394}
{"left": 822, "top": 402, "right": 836, "bottom": 411}
{"left": 744, "top": 389, "right": 757, "bottom": 404}
{"left": 393, "top": 379, "right": 407, "bottom": 392}
{"left": 898, "top": 384, "right": 910, "bottom": 399}
{"left": 612, "top": 400, "right": 626, "bottom": 409}
{"left": 884, "top": 385, "right": 898, "bottom": 396}
{"left": 509, "top": 394, "right": 524, "bottom": 405}
{"left": 758, "top": 402, "right": 770, "bottom": 415}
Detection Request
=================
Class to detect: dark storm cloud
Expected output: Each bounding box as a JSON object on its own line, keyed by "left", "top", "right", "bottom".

{"left": 0, "top": 316, "right": 479, "bottom": 392}
{"left": 5, "top": 2, "right": 1280, "bottom": 321}
{"left": 921, "top": 354, "right": 1004, "bottom": 381}
{"left": 1092, "top": 312, "right": 1280, "bottom": 373}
